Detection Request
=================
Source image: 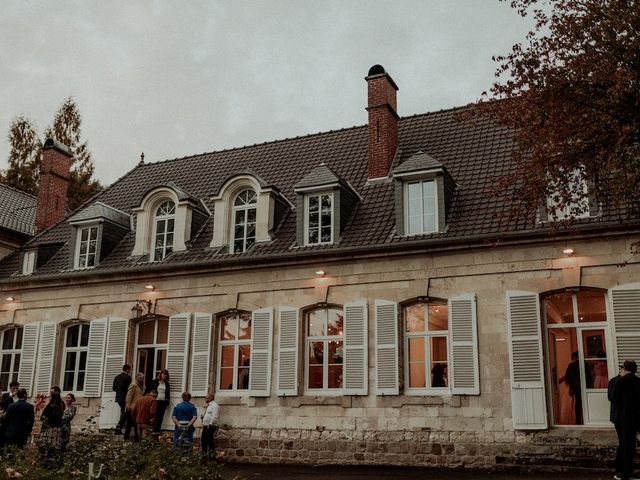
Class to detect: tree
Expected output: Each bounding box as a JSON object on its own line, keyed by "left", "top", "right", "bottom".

{"left": 44, "top": 97, "right": 103, "bottom": 210}
{"left": 477, "top": 0, "right": 640, "bottom": 219}
{"left": 4, "top": 116, "right": 42, "bottom": 195}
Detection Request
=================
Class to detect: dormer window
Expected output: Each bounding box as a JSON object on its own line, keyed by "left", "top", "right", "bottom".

{"left": 305, "top": 193, "right": 333, "bottom": 245}
{"left": 406, "top": 180, "right": 438, "bottom": 235}
{"left": 22, "top": 250, "right": 36, "bottom": 275}
{"left": 232, "top": 189, "right": 257, "bottom": 253}
{"left": 152, "top": 201, "right": 176, "bottom": 261}
{"left": 75, "top": 226, "right": 99, "bottom": 269}
{"left": 544, "top": 168, "right": 591, "bottom": 221}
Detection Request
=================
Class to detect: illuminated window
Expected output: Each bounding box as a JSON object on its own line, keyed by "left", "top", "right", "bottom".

{"left": 305, "top": 307, "right": 343, "bottom": 392}
{"left": 217, "top": 312, "right": 252, "bottom": 392}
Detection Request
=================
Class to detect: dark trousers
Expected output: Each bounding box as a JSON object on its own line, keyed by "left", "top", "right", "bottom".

{"left": 201, "top": 425, "right": 218, "bottom": 455}
{"left": 615, "top": 421, "right": 637, "bottom": 477}
{"left": 154, "top": 400, "right": 169, "bottom": 432}
{"left": 116, "top": 401, "right": 126, "bottom": 430}
{"left": 123, "top": 410, "right": 138, "bottom": 441}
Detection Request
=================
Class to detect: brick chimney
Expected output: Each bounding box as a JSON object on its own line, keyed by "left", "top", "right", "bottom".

{"left": 366, "top": 64, "right": 399, "bottom": 179}
{"left": 35, "top": 139, "right": 73, "bottom": 232}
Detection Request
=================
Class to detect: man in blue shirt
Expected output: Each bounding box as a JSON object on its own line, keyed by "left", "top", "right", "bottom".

{"left": 171, "top": 391, "right": 198, "bottom": 448}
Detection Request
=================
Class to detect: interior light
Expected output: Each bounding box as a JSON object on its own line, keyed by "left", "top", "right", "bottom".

{"left": 563, "top": 248, "right": 575, "bottom": 256}
{"left": 315, "top": 270, "right": 326, "bottom": 277}
{"left": 144, "top": 284, "right": 155, "bottom": 291}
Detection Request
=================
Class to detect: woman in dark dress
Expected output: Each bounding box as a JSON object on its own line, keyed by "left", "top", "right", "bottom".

{"left": 38, "top": 391, "right": 65, "bottom": 466}
{"left": 149, "top": 369, "right": 170, "bottom": 433}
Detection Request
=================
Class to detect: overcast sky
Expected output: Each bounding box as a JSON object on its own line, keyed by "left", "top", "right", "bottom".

{"left": 0, "top": 1, "right": 532, "bottom": 185}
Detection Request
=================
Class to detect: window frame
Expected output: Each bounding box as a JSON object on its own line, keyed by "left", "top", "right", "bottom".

{"left": 231, "top": 189, "right": 258, "bottom": 253}
{"left": 304, "top": 192, "right": 334, "bottom": 246}
{"left": 402, "top": 301, "right": 450, "bottom": 395}
{"left": 403, "top": 179, "right": 439, "bottom": 235}
{"left": 304, "top": 307, "right": 344, "bottom": 395}
{"left": 150, "top": 200, "right": 176, "bottom": 262}
{"left": 74, "top": 225, "right": 99, "bottom": 270}
{"left": 215, "top": 311, "right": 252, "bottom": 395}
{"left": 61, "top": 323, "right": 90, "bottom": 395}
{"left": 0, "top": 327, "right": 23, "bottom": 392}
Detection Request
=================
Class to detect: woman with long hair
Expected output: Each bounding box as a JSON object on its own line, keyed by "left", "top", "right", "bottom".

{"left": 61, "top": 393, "right": 77, "bottom": 451}
{"left": 38, "top": 390, "right": 66, "bottom": 466}
{"left": 150, "top": 369, "right": 170, "bottom": 433}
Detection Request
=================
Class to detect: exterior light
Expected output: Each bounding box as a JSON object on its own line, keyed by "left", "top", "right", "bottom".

{"left": 563, "top": 248, "right": 575, "bottom": 256}
{"left": 144, "top": 284, "right": 155, "bottom": 291}
{"left": 315, "top": 270, "right": 326, "bottom": 277}
{"left": 5, "top": 297, "right": 15, "bottom": 302}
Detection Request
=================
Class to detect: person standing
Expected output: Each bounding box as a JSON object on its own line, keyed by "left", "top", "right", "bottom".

{"left": 133, "top": 389, "right": 158, "bottom": 440}
{"left": 124, "top": 373, "right": 144, "bottom": 441}
{"left": 149, "top": 369, "right": 170, "bottom": 433}
{"left": 1, "top": 381, "right": 20, "bottom": 412}
{"left": 2, "top": 388, "right": 34, "bottom": 449}
{"left": 61, "top": 393, "right": 77, "bottom": 451}
{"left": 201, "top": 393, "right": 220, "bottom": 457}
{"left": 561, "top": 351, "right": 583, "bottom": 424}
{"left": 609, "top": 360, "right": 640, "bottom": 480}
{"left": 171, "top": 392, "right": 198, "bottom": 448}
{"left": 38, "top": 391, "right": 65, "bottom": 467}
{"left": 112, "top": 364, "right": 132, "bottom": 434}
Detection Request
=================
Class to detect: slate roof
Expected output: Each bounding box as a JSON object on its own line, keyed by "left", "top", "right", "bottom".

{"left": 68, "top": 202, "right": 130, "bottom": 228}
{"left": 392, "top": 151, "right": 443, "bottom": 175}
{"left": 0, "top": 104, "right": 634, "bottom": 281}
{"left": 0, "top": 185, "right": 36, "bottom": 236}
{"left": 295, "top": 163, "right": 343, "bottom": 190}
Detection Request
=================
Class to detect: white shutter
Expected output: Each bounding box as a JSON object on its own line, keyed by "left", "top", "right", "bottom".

{"left": 375, "top": 300, "right": 399, "bottom": 395}
{"left": 277, "top": 306, "right": 299, "bottom": 396}
{"left": 34, "top": 322, "right": 56, "bottom": 395}
{"left": 101, "top": 317, "right": 129, "bottom": 396}
{"left": 249, "top": 307, "right": 273, "bottom": 397}
{"left": 189, "top": 312, "right": 212, "bottom": 397}
{"left": 449, "top": 293, "right": 480, "bottom": 395}
{"left": 18, "top": 323, "right": 40, "bottom": 396}
{"left": 167, "top": 313, "right": 192, "bottom": 395}
{"left": 506, "top": 291, "right": 548, "bottom": 430}
{"left": 84, "top": 318, "right": 108, "bottom": 397}
{"left": 609, "top": 284, "right": 640, "bottom": 367}
{"left": 99, "top": 317, "right": 129, "bottom": 429}
{"left": 344, "top": 301, "right": 368, "bottom": 395}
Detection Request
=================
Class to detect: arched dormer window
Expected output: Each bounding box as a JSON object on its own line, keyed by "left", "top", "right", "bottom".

{"left": 152, "top": 201, "right": 176, "bottom": 261}
{"left": 232, "top": 189, "right": 257, "bottom": 253}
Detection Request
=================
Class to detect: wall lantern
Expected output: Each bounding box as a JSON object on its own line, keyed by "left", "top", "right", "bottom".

{"left": 315, "top": 270, "right": 326, "bottom": 277}
{"left": 144, "top": 284, "right": 155, "bottom": 291}
{"left": 5, "top": 297, "right": 15, "bottom": 303}
{"left": 563, "top": 248, "right": 575, "bottom": 256}
{"left": 131, "top": 299, "right": 154, "bottom": 319}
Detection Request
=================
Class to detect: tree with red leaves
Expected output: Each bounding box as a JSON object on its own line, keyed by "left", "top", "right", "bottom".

{"left": 479, "top": 0, "right": 640, "bottom": 220}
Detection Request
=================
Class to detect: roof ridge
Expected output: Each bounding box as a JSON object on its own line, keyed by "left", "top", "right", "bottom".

{"left": 0, "top": 183, "right": 37, "bottom": 201}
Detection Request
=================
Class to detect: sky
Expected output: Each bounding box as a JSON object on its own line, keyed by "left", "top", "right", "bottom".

{"left": 0, "top": 1, "right": 533, "bottom": 185}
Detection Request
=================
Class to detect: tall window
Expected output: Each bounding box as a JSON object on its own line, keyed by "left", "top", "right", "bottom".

{"left": 62, "top": 323, "right": 89, "bottom": 392}
{"left": 0, "top": 327, "right": 23, "bottom": 391}
{"left": 544, "top": 290, "right": 610, "bottom": 426}
{"left": 404, "top": 302, "right": 449, "bottom": 391}
{"left": 152, "top": 201, "right": 175, "bottom": 261}
{"left": 135, "top": 318, "right": 168, "bottom": 389}
{"left": 232, "top": 189, "right": 257, "bottom": 253}
{"left": 405, "top": 180, "right": 438, "bottom": 234}
{"left": 75, "top": 226, "right": 98, "bottom": 269}
{"left": 305, "top": 193, "right": 333, "bottom": 245}
{"left": 306, "top": 307, "right": 343, "bottom": 392}
{"left": 217, "top": 312, "right": 252, "bottom": 392}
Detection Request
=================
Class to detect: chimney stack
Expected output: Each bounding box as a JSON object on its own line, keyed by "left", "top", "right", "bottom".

{"left": 35, "top": 139, "right": 73, "bottom": 233}
{"left": 366, "top": 64, "right": 399, "bottom": 179}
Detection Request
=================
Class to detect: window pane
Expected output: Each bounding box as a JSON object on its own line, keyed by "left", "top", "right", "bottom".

{"left": 221, "top": 346, "right": 235, "bottom": 368}
{"left": 247, "top": 208, "right": 256, "bottom": 224}
{"left": 321, "top": 227, "right": 332, "bottom": 243}
{"left": 234, "top": 210, "right": 245, "bottom": 226}
{"left": 63, "top": 372, "right": 75, "bottom": 392}
{"left": 431, "top": 337, "right": 448, "bottom": 387}
{"left": 81, "top": 229, "right": 89, "bottom": 242}
{"left": 0, "top": 374, "right": 8, "bottom": 392}
{"left": 90, "top": 227, "right": 98, "bottom": 240}
{"left": 156, "top": 219, "right": 165, "bottom": 232}
{"left": 238, "top": 316, "right": 252, "bottom": 340}
{"left": 408, "top": 337, "right": 426, "bottom": 388}
{"left": 137, "top": 321, "right": 155, "bottom": 345}
{"left": 308, "top": 196, "right": 319, "bottom": 211}
{"left": 13, "top": 354, "right": 20, "bottom": 375}
{"left": 321, "top": 195, "right": 331, "bottom": 210}
{"left": 329, "top": 341, "right": 343, "bottom": 364}
{"left": 408, "top": 214, "right": 422, "bottom": 235}
{"left": 576, "top": 291, "right": 606, "bottom": 323}
{"left": 220, "top": 316, "right": 238, "bottom": 340}
{"left": 80, "top": 324, "right": 90, "bottom": 347}
{"left": 237, "top": 344, "right": 251, "bottom": 390}
{"left": 14, "top": 328, "right": 22, "bottom": 349}
{"left": 428, "top": 305, "right": 448, "bottom": 331}
{"left": 424, "top": 213, "right": 437, "bottom": 232}
{"left": 309, "top": 212, "right": 319, "bottom": 229}
{"left": 219, "top": 368, "right": 233, "bottom": 390}
{"left": 66, "top": 325, "right": 79, "bottom": 347}
{"left": 157, "top": 319, "right": 169, "bottom": 344}
{"left": 65, "top": 352, "right": 77, "bottom": 371}
{"left": 545, "top": 294, "right": 574, "bottom": 324}
{"left": 246, "top": 224, "right": 256, "bottom": 239}
{"left": 234, "top": 240, "right": 244, "bottom": 253}
{"left": 77, "top": 371, "right": 85, "bottom": 392}
{"left": 582, "top": 329, "right": 608, "bottom": 389}
{"left": 79, "top": 351, "right": 88, "bottom": 370}
{"left": 2, "top": 330, "right": 14, "bottom": 350}
{"left": 327, "top": 310, "right": 343, "bottom": 336}
{"left": 307, "top": 310, "right": 325, "bottom": 337}
{"left": 308, "top": 365, "right": 323, "bottom": 389}
{"left": 309, "top": 342, "right": 323, "bottom": 365}
{"left": 156, "top": 349, "right": 167, "bottom": 372}
{"left": 308, "top": 229, "right": 318, "bottom": 244}
{"left": 1, "top": 354, "right": 11, "bottom": 372}
{"left": 328, "top": 365, "right": 343, "bottom": 388}
{"left": 406, "top": 304, "right": 425, "bottom": 332}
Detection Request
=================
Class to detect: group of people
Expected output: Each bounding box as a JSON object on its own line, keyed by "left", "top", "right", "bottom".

{"left": 112, "top": 365, "right": 220, "bottom": 455}
{"left": 0, "top": 381, "right": 77, "bottom": 462}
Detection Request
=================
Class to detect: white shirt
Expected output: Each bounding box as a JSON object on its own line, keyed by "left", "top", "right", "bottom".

{"left": 157, "top": 382, "right": 167, "bottom": 401}
{"left": 202, "top": 400, "right": 220, "bottom": 427}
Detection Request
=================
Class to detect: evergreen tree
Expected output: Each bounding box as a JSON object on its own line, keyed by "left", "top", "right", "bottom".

{"left": 4, "top": 116, "right": 41, "bottom": 195}
{"left": 44, "top": 97, "right": 103, "bottom": 211}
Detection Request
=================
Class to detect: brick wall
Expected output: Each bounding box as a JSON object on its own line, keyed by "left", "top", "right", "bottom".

{"left": 366, "top": 72, "right": 399, "bottom": 179}
{"left": 35, "top": 141, "right": 72, "bottom": 233}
